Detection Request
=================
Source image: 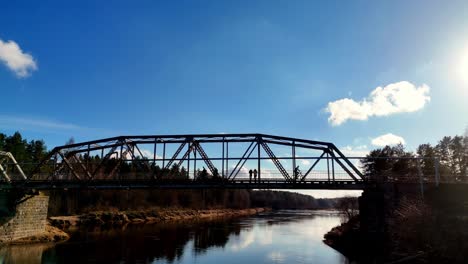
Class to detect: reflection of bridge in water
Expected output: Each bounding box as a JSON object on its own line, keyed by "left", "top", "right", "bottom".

{"left": 0, "top": 133, "right": 443, "bottom": 191}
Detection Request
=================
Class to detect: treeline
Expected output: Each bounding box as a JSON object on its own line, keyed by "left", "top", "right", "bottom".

{"left": 250, "top": 190, "right": 340, "bottom": 210}
{"left": 47, "top": 189, "right": 341, "bottom": 215}
{"left": 362, "top": 132, "right": 468, "bottom": 181}
{"left": 0, "top": 132, "right": 47, "bottom": 171}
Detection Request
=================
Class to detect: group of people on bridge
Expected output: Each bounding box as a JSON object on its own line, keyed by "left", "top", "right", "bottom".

{"left": 248, "top": 169, "right": 258, "bottom": 183}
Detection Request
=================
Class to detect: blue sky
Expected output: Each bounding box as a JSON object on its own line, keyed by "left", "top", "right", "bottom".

{"left": 1, "top": 1, "right": 467, "bottom": 196}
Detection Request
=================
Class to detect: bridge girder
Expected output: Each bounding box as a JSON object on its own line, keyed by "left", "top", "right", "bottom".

{"left": 28, "top": 133, "right": 363, "bottom": 185}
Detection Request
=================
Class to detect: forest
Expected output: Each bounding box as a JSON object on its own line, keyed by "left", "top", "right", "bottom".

{"left": 361, "top": 132, "right": 468, "bottom": 182}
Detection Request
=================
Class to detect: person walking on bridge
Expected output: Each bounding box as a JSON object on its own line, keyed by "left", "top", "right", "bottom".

{"left": 294, "top": 166, "right": 300, "bottom": 182}
{"left": 249, "top": 169, "right": 253, "bottom": 183}
{"left": 253, "top": 169, "right": 258, "bottom": 183}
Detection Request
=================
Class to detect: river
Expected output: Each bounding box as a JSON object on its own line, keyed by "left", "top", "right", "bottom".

{"left": 0, "top": 210, "right": 348, "bottom": 264}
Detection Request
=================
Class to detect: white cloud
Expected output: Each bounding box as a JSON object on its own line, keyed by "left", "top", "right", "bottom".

{"left": 300, "top": 159, "right": 310, "bottom": 166}
{"left": 371, "top": 133, "right": 405, "bottom": 147}
{"left": 0, "top": 115, "right": 80, "bottom": 130}
{"left": 325, "top": 81, "right": 430, "bottom": 125}
{"left": 0, "top": 39, "right": 37, "bottom": 77}
{"left": 340, "top": 145, "right": 369, "bottom": 157}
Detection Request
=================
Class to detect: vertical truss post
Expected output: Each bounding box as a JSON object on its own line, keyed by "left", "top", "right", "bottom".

{"left": 153, "top": 139, "right": 157, "bottom": 166}
{"left": 292, "top": 141, "right": 296, "bottom": 181}
{"left": 193, "top": 147, "right": 197, "bottom": 178}
{"left": 257, "top": 138, "right": 261, "bottom": 182}
{"left": 86, "top": 144, "right": 90, "bottom": 172}
{"left": 331, "top": 153, "right": 335, "bottom": 182}
{"left": 327, "top": 152, "right": 330, "bottom": 181}
{"left": 222, "top": 138, "right": 225, "bottom": 178}
{"left": 53, "top": 153, "right": 58, "bottom": 180}
{"left": 226, "top": 142, "right": 229, "bottom": 178}
{"left": 187, "top": 143, "right": 191, "bottom": 178}
{"left": 162, "top": 143, "right": 166, "bottom": 168}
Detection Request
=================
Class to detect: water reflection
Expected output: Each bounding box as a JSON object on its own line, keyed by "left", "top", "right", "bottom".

{"left": 0, "top": 210, "right": 348, "bottom": 264}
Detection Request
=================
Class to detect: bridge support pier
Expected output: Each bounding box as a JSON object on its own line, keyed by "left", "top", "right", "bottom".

{"left": 359, "top": 188, "right": 385, "bottom": 234}
{"left": 0, "top": 191, "right": 49, "bottom": 243}
{"left": 359, "top": 188, "right": 389, "bottom": 263}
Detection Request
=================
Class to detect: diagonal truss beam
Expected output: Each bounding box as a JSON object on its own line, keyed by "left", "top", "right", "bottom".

{"left": 301, "top": 151, "right": 326, "bottom": 181}
{"left": 0, "top": 151, "right": 27, "bottom": 182}
{"left": 328, "top": 150, "right": 359, "bottom": 181}
{"left": 260, "top": 141, "right": 292, "bottom": 181}
{"left": 193, "top": 142, "right": 218, "bottom": 176}
{"left": 228, "top": 141, "right": 256, "bottom": 180}
{"left": 58, "top": 152, "right": 81, "bottom": 180}
{"left": 164, "top": 142, "right": 187, "bottom": 169}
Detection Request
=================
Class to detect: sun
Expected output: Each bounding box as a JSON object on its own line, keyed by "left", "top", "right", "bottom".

{"left": 457, "top": 46, "right": 468, "bottom": 84}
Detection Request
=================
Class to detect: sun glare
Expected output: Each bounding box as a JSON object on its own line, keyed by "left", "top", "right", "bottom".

{"left": 457, "top": 46, "right": 468, "bottom": 84}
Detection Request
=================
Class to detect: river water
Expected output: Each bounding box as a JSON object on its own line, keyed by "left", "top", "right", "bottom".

{"left": 0, "top": 210, "right": 348, "bottom": 264}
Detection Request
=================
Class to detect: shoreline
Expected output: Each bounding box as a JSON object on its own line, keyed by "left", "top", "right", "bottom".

{"left": 2, "top": 208, "right": 268, "bottom": 245}
{"left": 49, "top": 207, "right": 269, "bottom": 230}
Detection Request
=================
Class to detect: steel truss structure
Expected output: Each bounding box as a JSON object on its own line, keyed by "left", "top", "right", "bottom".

{"left": 2, "top": 134, "right": 367, "bottom": 190}
{"left": 0, "top": 151, "right": 27, "bottom": 182}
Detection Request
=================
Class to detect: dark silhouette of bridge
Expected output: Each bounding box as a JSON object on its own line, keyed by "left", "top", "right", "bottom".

{"left": 0, "top": 133, "right": 441, "bottom": 191}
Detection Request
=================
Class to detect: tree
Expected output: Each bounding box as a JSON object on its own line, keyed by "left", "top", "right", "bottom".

{"left": 435, "top": 136, "right": 453, "bottom": 177}
{"left": 4, "top": 131, "right": 28, "bottom": 163}
{"left": 0, "top": 133, "right": 6, "bottom": 150}
{"left": 65, "top": 137, "right": 75, "bottom": 145}
{"left": 361, "top": 144, "right": 415, "bottom": 182}
{"left": 417, "top": 143, "right": 436, "bottom": 177}
{"left": 336, "top": 196, "right": 359, "bottom": 222}
{"left": 197, "top": 167, "right": 209, "bottom": 181}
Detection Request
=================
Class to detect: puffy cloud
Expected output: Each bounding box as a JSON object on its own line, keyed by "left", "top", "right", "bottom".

{"left": 326, "top": 81, "right": 430, "bottom": 125}
{"left": 340, "top": 145, "right": 369, "bottom": 157}
{"left": 0, "top": 39, "right": 37, "bottom": 77}
{"left": 371, "top": 133, "right": 405, "bottom": 147}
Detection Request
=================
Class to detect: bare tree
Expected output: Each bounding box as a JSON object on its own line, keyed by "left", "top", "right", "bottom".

{"left": 337, "top": 196, "right": 359, "bottom": 222}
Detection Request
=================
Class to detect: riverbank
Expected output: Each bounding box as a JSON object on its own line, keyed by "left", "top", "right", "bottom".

{"left": 323, "top": 216, "right": 366, "bottom": 262}
{"left": 1, "top": 224, "right": 69, "bottom": 245}
{"left": 49, "top": 207, "right": 269, "bottom": 230}
{"left": 1, "top": 208, "right": 267, "bottom": 245}
{"left": 324, "top": 191, "right": 468, "bottom": 264}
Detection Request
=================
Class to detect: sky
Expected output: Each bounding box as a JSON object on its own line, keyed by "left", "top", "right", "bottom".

{"left": 1, "top": 0, "right": 467, "bottom": 197}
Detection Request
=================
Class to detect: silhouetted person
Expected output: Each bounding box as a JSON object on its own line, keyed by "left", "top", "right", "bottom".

{"left": 249, "top": 169, "right": 253, "bottom": 183}
{"left": 294, "top": 166, "right": 300, "bottom": 182}
{"left": 253, "top": 169, "right": 258, "bottom": 183}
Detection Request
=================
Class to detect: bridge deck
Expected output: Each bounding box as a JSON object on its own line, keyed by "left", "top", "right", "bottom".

{"left": 0, "top": 179, "right": 366, "bottom": 190}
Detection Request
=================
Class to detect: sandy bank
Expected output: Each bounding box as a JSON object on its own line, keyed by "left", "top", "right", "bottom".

{"left": 1, "top": 224, "right": 69, "bottom": 245}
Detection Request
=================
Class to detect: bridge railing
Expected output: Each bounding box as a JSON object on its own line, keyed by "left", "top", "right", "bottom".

{"left": 2, "top": 157, "right": 464, "bottom": 185}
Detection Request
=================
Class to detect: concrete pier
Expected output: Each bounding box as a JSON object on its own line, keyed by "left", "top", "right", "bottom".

{"left": 0, "top": 192, "right": 49, "bottom": 243}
